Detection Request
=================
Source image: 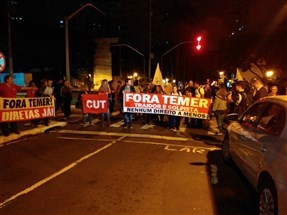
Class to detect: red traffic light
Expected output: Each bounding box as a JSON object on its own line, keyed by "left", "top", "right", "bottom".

{"left": 196, "top": 36, "right": 202, "bottom": 50}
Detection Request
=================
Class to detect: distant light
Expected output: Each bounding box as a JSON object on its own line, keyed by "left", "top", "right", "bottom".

{"left": 197, "top": 36, "right": 202, "bottom": 42}
{"left": 196, "top": 44, "right": 201, "bottom": 50}
{"left": 173, "top": 79, "right": 176, "bottom": 83}
{"left": 265, "top": 70, "right": 274, "bottom": 78}
{"left": 60, "top": 20, "right": 64, "bottom": 24}
{"left": 231, "top": 32, "right": 235, "bottom": 35}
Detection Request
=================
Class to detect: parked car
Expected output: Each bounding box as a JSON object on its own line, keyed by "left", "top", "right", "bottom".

{"left": 222, "top": 95, "right": 287, "bottom": 215}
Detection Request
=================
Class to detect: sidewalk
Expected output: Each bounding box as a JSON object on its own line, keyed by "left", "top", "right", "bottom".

{"left": 0, "top": 105, "right": 83, "bottom": 146}
{"left": 1, "top": 106, "right": 121, "bottom": 146}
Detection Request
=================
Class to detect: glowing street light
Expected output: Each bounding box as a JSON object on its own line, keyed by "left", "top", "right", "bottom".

{"left": 265, "top": 70, "right": 274, "bottom": 78}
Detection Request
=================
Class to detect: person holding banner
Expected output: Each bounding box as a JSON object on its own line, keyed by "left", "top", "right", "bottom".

{"left": 121, "top": 78, "right": 135, "bottom": 129}
{"left": 0, "top": 75, "right": 34, "bottom": 136}
{"left": 168, "top": 85, "right": 182, "bottom": 131}
{"left": 153, "top": 85, "right": 165, "bottom": 125}
{"left": 78, "top": 88, "right": 93, "bottom": 127}
{"left": 99, "top": 79, "right": 112, "bottom": 126}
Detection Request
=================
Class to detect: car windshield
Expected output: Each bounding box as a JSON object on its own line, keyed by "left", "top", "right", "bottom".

{"left": 257, "top": 103, "right": 286, "bottom": 135}
{"left": 241, "top": 102, "right": 266, "bottom": 127}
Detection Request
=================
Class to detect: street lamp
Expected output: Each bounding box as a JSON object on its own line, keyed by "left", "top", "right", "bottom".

{"left": 110, "top": 43, "right": 145, "bottom": 77}
{"left": 160, "top": 39, "right": 201, "bottom": 78}
{"left": 65, "top": 3, "right": 105, "bottom": 82}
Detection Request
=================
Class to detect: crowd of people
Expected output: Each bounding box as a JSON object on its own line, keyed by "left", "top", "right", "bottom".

{"left": 0, "top": 75, "right": 73, "bottom": 136}
{"left": 107, "top": 77, "right": 287, "bottom": 135}
{"left": 1, "top": 74, "right": 287, "bottom": 137}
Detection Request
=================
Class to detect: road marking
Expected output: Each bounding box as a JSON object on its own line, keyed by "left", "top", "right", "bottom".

{"left": 140, "top": 124, "right": 155, "bottom": 129}
{"left": 58, "top": 130, "right": 196, "bottom": 141}
{"left": 122, "top": 139, "right": 220, "bottom": 153}
{"left": 58, "top": 137, "right": 113, "bottom": 142}
{"left": 109, "top": 120, "right": 124, "bottom": 127}
{"left": 0, "top": 136, "right": 125, "bottom": 209}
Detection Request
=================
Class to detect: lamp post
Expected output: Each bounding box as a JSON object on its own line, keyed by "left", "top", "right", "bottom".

{"left": 65, "top": 3, "right": 105, "bottom": 82}
{"left": 110, "top": 43, "right": 145, "bottom": 77}
{"left": 160, "top": 40, "right": 199, "bottom": 79}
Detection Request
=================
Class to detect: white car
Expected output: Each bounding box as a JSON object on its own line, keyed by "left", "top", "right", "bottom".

{"left": 222, "top": 95, "right": 287, "bottom": 215}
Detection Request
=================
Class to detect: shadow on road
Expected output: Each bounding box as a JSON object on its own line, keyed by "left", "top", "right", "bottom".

{"left": 205, "top": 150, "right": 258, "bottom": 215}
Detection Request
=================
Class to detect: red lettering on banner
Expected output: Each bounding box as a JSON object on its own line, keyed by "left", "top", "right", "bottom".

{"left": 0, "top": 97, "right": 55, "bottom": 122}
{"left": 124, "top": 93, "right": 212, "bottom": 119}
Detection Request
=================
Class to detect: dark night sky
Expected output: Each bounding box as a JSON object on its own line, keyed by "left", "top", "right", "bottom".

{"left": 1, "top": 0, "right": 286, "bottom": 81}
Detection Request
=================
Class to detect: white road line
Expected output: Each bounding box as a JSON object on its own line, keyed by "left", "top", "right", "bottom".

{"left": 140, "top": 124, "right": 155, "bottom": 129}
{"left": 121, "top": 139, "right": 220, "bottom": 151}
{"left": 109, "top": 120, "right": 124, "bottom": 128}
{"left": 0, "top": 136, "right": 125, "bottom": 209}
{"left": 58, "top": 130, "right": 195, "bottom": 141}
{"left": 56, "top": 136, "right": 220, "bottom": 152}
{"left": 58, "top": 137, "right": 113, "bottom": 142}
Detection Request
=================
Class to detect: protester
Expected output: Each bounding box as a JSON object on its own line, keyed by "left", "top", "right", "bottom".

{"left": 53, "top": 79, "right": 64, "bottom": 112}
{"left": 121, "top": 78, "right": 135, "bottom": 128}
{"left": 164, "top": 79, "right": 173, "bottom": 95}
{"left": 168, "top": 85, "right": 182, "bottom": 131}
{"left": 99, "top": 79, "right": 112, "bottom": 126}
{"left": 183, "top": 80, "right": 195, "bottom": 97}
{"left": 142, "top": 83, "right": 153, "bottom": 124}
{"left": 269, "top": 85, "right": 278, "bottom": 96}
{"left": 212, "top": 86, "right": 228, "bottom": 135}
{"left": 251, "top": 78, "right": 268, "bottom": 101}
{"left": 25, "top": 80, "right": 39, "bottom": 126}
{"left": 78, "top": 88, "right": 93, "bottom": 127}
{"left": 228, "top": 81, "right": 250, "bottom": 116}
{"left": 153, "top": 85, "right": 165, "bottom": 125}
{"left": 108, "top": 80, "right": 115, "bottom": 113}
{"left": 0, "top": 75, "right": 34, "bottom": 136}
{"left": 194, "top": 81, "right": 205, "bottom": 128}
{"left": 60, "top": 80, "right": 73, "bottom": 120}
{"left": 115, "top": 80, "right": 123, "bottom": 112}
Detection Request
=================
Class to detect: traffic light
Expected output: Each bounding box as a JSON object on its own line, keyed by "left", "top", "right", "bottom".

{"left": 196, "top": 36, "right": 202, "bottom": 50}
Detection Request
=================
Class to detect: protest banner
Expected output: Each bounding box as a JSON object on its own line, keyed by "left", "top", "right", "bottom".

{"left": 81, "top": 93, "right": 108, "bottom": 114}
{"left": 123, "top": 93, "right": 212, "bottom": 119}
{"left": 0, "top": 97, "right": 55, "bottom": 122}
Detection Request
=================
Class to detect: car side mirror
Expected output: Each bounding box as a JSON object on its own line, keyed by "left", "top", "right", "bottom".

{"left": 224, "top": 113, "right": 239, "bottom": 124}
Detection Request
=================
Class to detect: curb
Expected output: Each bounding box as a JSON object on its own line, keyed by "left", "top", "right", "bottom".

{"left": 0, "top": 121, "right": 67, "bottom": 146}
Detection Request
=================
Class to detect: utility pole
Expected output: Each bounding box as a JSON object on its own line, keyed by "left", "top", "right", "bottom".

{"left": 148, "top": 0, "right": 152, "bottom": 80}
{"left": 65, "top": 3, "right": 105, "bottom": 82}
{"left": 7, "top": 0, "right": 13, "bottom": 76}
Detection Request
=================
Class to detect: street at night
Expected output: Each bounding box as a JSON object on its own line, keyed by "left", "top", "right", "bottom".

{"left": 1, "top": 116, "right": 257, "bottom": 214}
{"left": 1, "top": 1, "right": 287, "bottom": 215}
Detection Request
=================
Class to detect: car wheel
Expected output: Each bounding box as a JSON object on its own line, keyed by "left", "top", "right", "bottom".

{"left": 259, "top": 179, "right": 278, "bottom": 215}
{"left": 222, "top": 136, "right": 231, "bottom": 163}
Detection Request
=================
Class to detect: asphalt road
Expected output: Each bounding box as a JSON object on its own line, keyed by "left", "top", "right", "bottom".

{"left": 0, "top": 116, "right": 258, "bottom": 215}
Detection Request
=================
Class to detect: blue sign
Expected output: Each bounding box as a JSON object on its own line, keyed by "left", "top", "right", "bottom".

{"left": 0, "top": 73, "right": 25, "bottom": 86}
